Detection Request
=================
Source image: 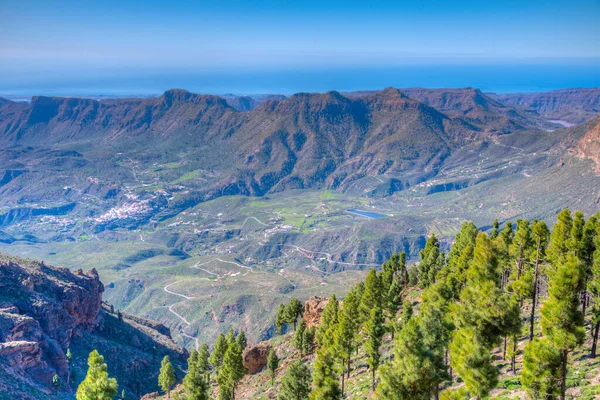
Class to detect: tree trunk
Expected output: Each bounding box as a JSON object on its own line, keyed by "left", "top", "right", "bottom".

{"left": 372, "top": 368, "right": 376, "bottom": 391}
{"left": 434, "top": 384, "right": 440, "bottom": 400}
{"left": 529, "top": 239, "right": 541, "bottom": 341}
{"left": 592, "top": 321, "right": 600, "bottom": 358}
{"left": 560, "top": 350, "right": 567, "bottom": 400}
{"left": 503, "top": 336, "right": 507, "bottom": 360}
{"left": 341, "top": 370, "right": 345, "bottom": 398}
{"left": 511, "top": 335, "right": 517, "bottom": 374}
{"left": 347, "top": 356, "right": 351, "bottom": 379}
{"left": 582, "top": 276, "right": 587, "bottom": 315}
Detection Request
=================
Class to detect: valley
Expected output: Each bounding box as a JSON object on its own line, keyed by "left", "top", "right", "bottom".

{"left": 1, "top": 87, "right": 599, "bottom": 351}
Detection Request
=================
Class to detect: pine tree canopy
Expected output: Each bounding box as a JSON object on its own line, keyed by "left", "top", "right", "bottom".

{"left": 76, "top": 350, "right": 118, "bottom": 400}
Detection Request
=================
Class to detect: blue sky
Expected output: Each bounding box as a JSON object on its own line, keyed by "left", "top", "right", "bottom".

{"left": 1, "top": 0, "right": 599, "bottom": 95}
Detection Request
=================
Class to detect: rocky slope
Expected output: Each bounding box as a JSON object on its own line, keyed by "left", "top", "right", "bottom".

{"left": 0, "top": 253, "right": 186, "bottom": 400}
{"left": 577, "top": 117, "right": 600, "bottom": 172}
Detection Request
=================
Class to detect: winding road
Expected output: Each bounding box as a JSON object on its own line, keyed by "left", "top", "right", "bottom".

{"left": 162, "top": 280, "right": 199, "bottom": 350}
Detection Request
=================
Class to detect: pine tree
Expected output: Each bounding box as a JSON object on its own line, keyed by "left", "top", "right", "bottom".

{"left": 529, "top": 221, "right": 550, "bottom": 341}
{"left": 509, "top": 219, "right": 533, "bottom": 286}
{"left": 294, "top": 319, "right": 307, "bottom": 354}
{"left": 504, "top": 219, "right": 531, "bottom": 372}
{"left": 540, "top": 254, "right": 585, "bottom": 400}
{"left": 158, "top": 355, "right": 176, "bottom": 399}
{"left": 578, "top": 215, "right": 597, "bottom": 316}
{"left": 285, "top": 298, "right": 304, "bottom": 330}
{"left": 279, "top": 360, "right": 311, "bottom": 400}
{"left": 399, "top": 252, "right": 408, "bottom": 289}
{"left": 418, "top": 280, "right": 453, "bottom": 394}
{"left": 375, "top": 318, "right": 440, "bottom": 400}
{"left": 310, "top": 347, "right": 341, "bottom": 400}
{"left": 380, "top": 253, "right": 400, "bottom": 295}
{"left": 225, "top": 327, "right": 236, "bottom": 345}
{"left": 210, "top": 333, "right": 228, "bottom": 371}
{"left": 183, "top": 350, "right": 210, "bottom": 400}
{"left": 521, "top": 338, "right": 562, "bottom": 400}
{"left": 546, "top": 209, "right": 573, "bottom": 266}
{"left": 385, "top": 280, "right": 402, "bottom": 327}
{"left": 418, "top": 234, "right": 441, "bottom": 288}
{"left": 447, "top": 222, "right": 478, "bottom": 275}
{"left": 316, "top": 294, "right": 339, "bottom": 347}
{"left": 360, "top": 269, "right": 383, "bottom": 321}
{"left": 399, "top": 300, "right": 413, "bottom": 331}
{"left": 276, "top": 303, "right": 287, "bottom": 333}
{"left": 589, "top": 214, "right": 600, "bottom": 357}
{"left": 218, "top": 342, "right": 246, "bottom": 400}
{"left": 451, "top": 327, "right": 498, "bottom": 399}
{"left": 198, "top": 343, "right": 210, "bottom": 372}
{"left": 267, "top": 348, "right": 279, "bottom": 385}
{"left": 408, "top": 266, "right": 419, "bottom": 287}
{"left": 450, "top": 233, "right": 521, "bottom": 399}
{"left": 302, "top": 326, "right": 316, "bottom": 356}
{"left": 491, "top": 219, "right": 500, "bottom": 239}
{"left": 236, "top": 330, "right": 247, "bottom": 351}
{"left": 335, "top": 288, "right": 360, "bottom": 395}
{"left": 365, "top": 306, "right": 385, "bottom": 391}
{"left": 76, "top": 350, "right": 118, "bottom": 400}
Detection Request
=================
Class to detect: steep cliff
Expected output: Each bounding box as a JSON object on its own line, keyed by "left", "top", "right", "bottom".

{"left": 577, "top": 117, "right": 600, "bottom": 172}
{"left": 0, "top": 254, "right": 186, "bottom": 400}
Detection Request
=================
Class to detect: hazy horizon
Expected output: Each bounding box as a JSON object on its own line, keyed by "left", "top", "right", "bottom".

{"left": 2, "top": 62, "right": 600, "bottom": 99}
{"left": 2, "top": 0, "right": 600, "bottom": 96}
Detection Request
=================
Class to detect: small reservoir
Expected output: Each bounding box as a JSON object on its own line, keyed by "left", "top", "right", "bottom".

{"left": 346, "top": 209, "right": 387, "bottom": 219}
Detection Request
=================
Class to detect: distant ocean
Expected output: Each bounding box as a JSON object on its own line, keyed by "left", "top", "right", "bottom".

{"left": 1, "top": 62, "right": 599, "bottom": 97}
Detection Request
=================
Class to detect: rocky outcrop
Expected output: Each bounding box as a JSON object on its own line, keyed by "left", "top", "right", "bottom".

{"left": 302, "top": 296, "right": 330, "bottom": 328}
{"left": 0, "top": 255, "right": 103, "bottom": 387}
{"left": 243, "top": 342, "right": 272, "bottom": 374}
{"left": 0, "top": 253, "right": 187, "bottom": 399}
{"left": 577, "top": 118, "right": 600, "bottom": 172}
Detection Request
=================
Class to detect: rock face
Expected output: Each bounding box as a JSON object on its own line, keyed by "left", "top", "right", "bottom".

{"left": 577, "top": 118, "right": 600, "bottom": 172}
{"left": 0, "top": 255, "right": 103, "bottom": 387}
{"left": 243, "top": 342, "right": 272, "bottom": 374}
{"left": 0, "top": 253, "right": 187, "bottom": 399}
{"left": 303, "top": 296, "right": 330, "bottom": 328}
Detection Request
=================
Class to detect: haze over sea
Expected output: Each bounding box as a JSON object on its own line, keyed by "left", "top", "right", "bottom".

{"left": 1, "top": 62, "right": 599, "bottom": 97}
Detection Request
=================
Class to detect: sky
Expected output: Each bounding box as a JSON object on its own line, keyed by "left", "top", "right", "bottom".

{"left": 1, "top": 0, "right": 599, "bottom": 95}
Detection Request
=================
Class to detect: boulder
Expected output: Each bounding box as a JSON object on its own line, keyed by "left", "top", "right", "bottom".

{"left": 303, "top": 296, "right": 329, "bottom": 328}
{"left": 243, "top": 342, "right": 271, "bottom": 374}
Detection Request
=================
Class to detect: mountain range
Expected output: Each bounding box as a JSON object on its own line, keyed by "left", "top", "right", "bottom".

{"left": 0, "top": 86, "right": 599, "bottom": 354}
